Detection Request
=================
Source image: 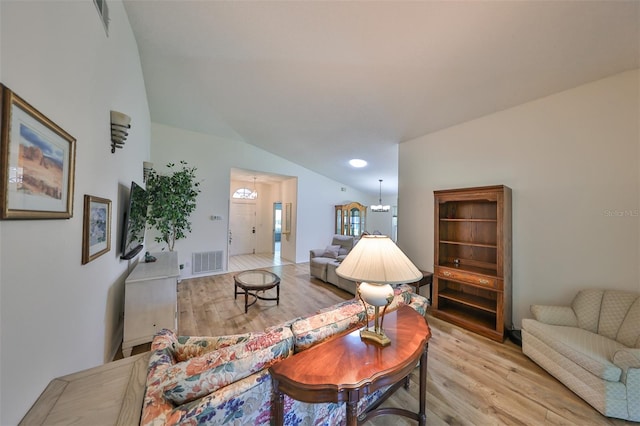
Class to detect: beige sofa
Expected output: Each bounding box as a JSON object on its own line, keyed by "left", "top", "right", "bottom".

{"left": 522, "top": 289, "right": 640, "bottom": 422}
{"left": 309, "top": 235, "right": 357, "bottom": 293}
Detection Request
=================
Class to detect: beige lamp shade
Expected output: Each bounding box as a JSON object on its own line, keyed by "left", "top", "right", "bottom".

{"left": 336, "top": 235, "right": 422, "bottom": 284}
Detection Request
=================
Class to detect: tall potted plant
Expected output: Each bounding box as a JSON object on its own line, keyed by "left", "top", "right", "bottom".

{"left": 146, "top": 161, "right": 200, "bottom": 252}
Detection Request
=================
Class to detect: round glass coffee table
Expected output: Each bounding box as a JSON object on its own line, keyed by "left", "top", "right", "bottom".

{"left": 234, "top": 270, "right": 281, "bottom": 313}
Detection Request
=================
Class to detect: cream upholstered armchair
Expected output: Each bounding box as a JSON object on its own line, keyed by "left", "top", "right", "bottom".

{"left": 522, "top": 289, "right": 640, "bottom": 422}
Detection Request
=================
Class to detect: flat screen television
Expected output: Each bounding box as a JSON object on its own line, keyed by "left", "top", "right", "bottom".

{"left": 121, "top": 181, "right": 147, "bottom": 260}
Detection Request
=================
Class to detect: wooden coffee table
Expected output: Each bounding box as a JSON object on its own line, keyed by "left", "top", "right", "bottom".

{"left": 234, "top": 270, "right": 280, "bottom": 313}
{"left": 270, "top": 305, "right": 431, "bottom": 425}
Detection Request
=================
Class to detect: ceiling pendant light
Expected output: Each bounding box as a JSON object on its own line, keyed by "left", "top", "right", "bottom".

{"left": 371, "top": 179, "right": 390, "bottom": 212}
{"left": 250, "top": 176, "right": 258, "bottom": 199}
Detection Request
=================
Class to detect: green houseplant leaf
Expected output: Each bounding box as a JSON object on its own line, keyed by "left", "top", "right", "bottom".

{"left": 146, "top": 161, "right": 201, "bottom": 251}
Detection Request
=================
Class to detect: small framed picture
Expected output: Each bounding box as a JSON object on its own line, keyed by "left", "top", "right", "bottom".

{"left": 82, "top": 195, "right": 111, "bottom": 264}
{"left": 0, "top": 84, "right": 76, "bottom": 219}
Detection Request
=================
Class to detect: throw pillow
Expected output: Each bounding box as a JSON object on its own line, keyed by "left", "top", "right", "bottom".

{"left": 322, "top": 245, "right": 341, "bottom": 259}
{"left": 173, "top": 333, "right": 255, "bottom": 362}
{"left": 162, "top": 327, "right": 294, "bottom": 405}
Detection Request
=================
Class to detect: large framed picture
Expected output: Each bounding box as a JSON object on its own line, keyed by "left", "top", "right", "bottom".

{"left": 0, "top": 84, "right": 76, "bottom": 219}
{"left": 82, "top": 195, "right": 111, "bottom": 264}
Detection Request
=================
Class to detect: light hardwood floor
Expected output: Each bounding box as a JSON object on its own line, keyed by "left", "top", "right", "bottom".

{"left": 178, "top": 263, "right": 348, "bottom": 337}
{"left": 227, "top": 251, "right": 292, "bottom": 273}
{"left": 175, "top": 262, "right": 632, "bottom": 425}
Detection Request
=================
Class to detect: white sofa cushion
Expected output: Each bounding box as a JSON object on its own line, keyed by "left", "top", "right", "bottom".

{"left": 571, "top": 289, "right": 604, "bottom": 333}
{"left": 321, "top": 244, "right": 341, "bottom": 259}
{"left": 522, "top": 330, "right": 629, "bottom": 417}
{"left": 616, "top": 298, "right": 640, "bottom": 348}
{"left": 598, "top": 291, "right": 639, "bottom": 341}
{"left": 310, "top": 257, "right": 336, "bottom": 267}
{"left": 522, "top": 319, "right": 625, "bottom": 382}
{"left": 331, "top": 235, "right": 354, "bottom": 252}
{"left": 612, "top": 348, "right": 640, "bottom": 380}
{"left": 530, "top": 305, "right": 577, "bottom": 326}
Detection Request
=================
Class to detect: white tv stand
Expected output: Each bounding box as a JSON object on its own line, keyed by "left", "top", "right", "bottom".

{"left": 122, "top": 251, "right": 179, "bottom": 357}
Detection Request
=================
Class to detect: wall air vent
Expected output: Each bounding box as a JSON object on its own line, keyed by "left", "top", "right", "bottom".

{"left": 93, "top": 0, "right": 109, "bottom": 36}
{"left": 192, "top": 251, "right": 223, "bottom": 274}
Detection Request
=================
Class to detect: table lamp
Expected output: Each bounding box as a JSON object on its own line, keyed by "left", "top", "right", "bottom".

{"left": 336, "top": 235, "right": 422, "bottom": 346}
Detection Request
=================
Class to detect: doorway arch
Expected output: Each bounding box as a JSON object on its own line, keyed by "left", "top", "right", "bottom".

{"left": 228, "top": 168, "right": 297, "bottom": 271}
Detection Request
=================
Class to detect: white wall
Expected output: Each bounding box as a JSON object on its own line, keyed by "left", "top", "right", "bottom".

{"left": 0, "top": 1, "right": 150, "bottom": 423}
{"left": 149, "top": 123, "right": 370, "bottom": 277}
{"left": 399, "top": 70, "right": 640, "bottom": 329}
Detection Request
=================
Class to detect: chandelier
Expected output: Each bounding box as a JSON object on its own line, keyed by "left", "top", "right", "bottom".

{"left": 371, "top": 179, "right": 390, "bottom": 212}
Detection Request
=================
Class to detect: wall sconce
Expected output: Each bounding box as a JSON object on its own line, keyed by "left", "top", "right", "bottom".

{"left": 143, "top": 161, "right": 153, "bottom": 183}
{"left": 110, "top": 110, "right": 131, "bottom": 153}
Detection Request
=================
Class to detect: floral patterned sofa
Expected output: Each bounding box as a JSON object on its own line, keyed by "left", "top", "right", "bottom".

{"left": 142, "top": 284, "right": 428, "bottom": 425}
{"left": 522, "top": 289, "right": 640, "bottom": 422}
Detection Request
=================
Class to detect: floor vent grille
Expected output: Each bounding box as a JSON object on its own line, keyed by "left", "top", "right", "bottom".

{"left": 192, "top": 251, "right": 223, "bottom": 274}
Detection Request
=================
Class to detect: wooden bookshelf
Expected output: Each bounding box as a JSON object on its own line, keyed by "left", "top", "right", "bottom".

{"left": 432, "top": 185, "right": 512, "bottom": 342}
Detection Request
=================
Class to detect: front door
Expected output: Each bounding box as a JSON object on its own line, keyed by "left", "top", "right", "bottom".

{"left": 229, "top": 202, "right": 256, "bottom": 255}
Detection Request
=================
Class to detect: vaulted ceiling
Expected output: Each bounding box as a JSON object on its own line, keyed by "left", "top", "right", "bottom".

{"left": 123, "top": 1, "right": 639, "bottom": 198}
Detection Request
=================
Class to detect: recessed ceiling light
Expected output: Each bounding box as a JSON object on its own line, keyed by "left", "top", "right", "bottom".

{"left": 349, "top": 159, "right": 367, "bottom": 168}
